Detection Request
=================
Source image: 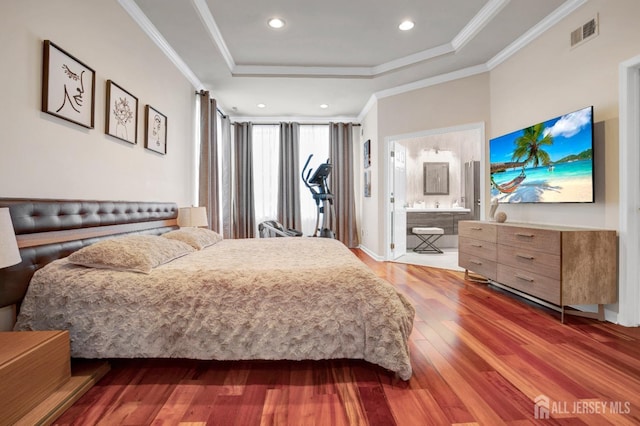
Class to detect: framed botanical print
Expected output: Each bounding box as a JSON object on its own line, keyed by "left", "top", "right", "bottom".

{"left": 41, "top": 40, "right": 95, "bottom": 129}
{"left": 145, "top": 105, "right": 167, "bottom": 154}
{"left": 105, "top": 80, "right": 138, "bottom": 144}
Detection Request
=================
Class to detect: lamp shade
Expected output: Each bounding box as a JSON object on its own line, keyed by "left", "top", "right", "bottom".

{"left": 0, "top": 208, "right": 21, "bottom": 268}
{"left": 177, "top": 207, "right": 208, "bottom": 227}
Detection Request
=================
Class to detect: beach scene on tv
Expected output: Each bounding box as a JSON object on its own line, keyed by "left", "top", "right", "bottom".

{"left": 489, "top": 106, "right": 594, "bottom": 203}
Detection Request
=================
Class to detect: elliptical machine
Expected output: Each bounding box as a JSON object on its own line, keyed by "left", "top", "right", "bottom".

{"left": 302, "top": 154, "right": 336, "bottom": 238}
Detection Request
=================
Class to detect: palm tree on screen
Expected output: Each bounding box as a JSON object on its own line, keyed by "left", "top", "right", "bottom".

{"left": 512, "top": 123, "right": 553, "bottom": 169}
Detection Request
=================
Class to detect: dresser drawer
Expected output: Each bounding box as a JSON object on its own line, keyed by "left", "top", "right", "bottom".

{"left": 498, "top": 225, "right": 560, "bottom": 254}
{"left": 459, "top": 236, "right": 497, "bottom": 260}
{"left": 459, "top": 221, "right": 497, "bottom": 242}
{"left": 497, "top": 264, "right": 560, "bottom": 305}
{"left": 497, "top": 244, "right": 560, "bottom": 280}
{"left": 459, "top": 253, "right": 497, "bottom": 280}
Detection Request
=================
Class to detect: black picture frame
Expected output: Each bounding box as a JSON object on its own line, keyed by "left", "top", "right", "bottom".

{"left": 105, "top": 80, "right": 138, "bottom": 144}
{"left": 41, "top": 40, "right": 95, "bottom": 129}
{"left": 145, "top": 105, "right": 167, "bottom": 155}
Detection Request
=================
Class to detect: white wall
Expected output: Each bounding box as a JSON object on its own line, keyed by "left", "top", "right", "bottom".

{"left": 0, "top": 0, "right": 196, "bottom": 205}
{"left": 359, "top": 102, "right": 380, "bottom": 257}
{"left": 361, "top": 73, "right": 491, "bottom": 257}
{"left": 490, "top": 0, "right": 640, "bottom": 230}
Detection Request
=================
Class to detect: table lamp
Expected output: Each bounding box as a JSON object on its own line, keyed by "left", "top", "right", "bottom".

{"left": 177, "top": 206, "right": 208, "bottom": 228}
{"left": 0, "top": 208, "right": 21, "bottom": 270}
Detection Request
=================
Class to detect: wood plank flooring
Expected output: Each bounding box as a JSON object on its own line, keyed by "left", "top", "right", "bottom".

{"left": 53, "top": 250, "right": 640, "bottom": 425}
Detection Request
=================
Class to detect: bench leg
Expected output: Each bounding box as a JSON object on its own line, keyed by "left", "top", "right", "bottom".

{"left": 412, "top": 234, "right": 443, "bottom": 254}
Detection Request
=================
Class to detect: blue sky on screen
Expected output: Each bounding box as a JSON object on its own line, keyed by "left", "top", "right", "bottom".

{"left": 490, "top": 106, "right": 593, "bottom": 164}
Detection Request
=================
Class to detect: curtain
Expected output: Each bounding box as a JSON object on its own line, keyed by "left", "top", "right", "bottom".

{"left": 277, "top": 122, "right": 301, "bottom": 231}
{"left": 329, "top": 122, "right": 359, "bottom": 248}
{"left": 197, "top": 91, "right": 219, "bottom": 231}
{"left": 232, "top": 122, "right": 255, "bottom": 238}
{"left": 219, "top": 115, "right": 232, "bottom": 238}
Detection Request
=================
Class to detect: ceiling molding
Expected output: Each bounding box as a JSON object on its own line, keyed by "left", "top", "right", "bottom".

{"left": 452, "top": 0, "right": 510, "bottom": 50}
{"left": 232, "top": 65, "right": 373, "bottom": 78}
{"left": 487, "top": 0, "right": 588, "bottom": 69}
{"left": 191, "top": 0, "right": 235, "bottom": 71}
{"left": 228, "top": 116, "right": 359, "bottom": 124}
{"left": 118, "top": 0, "right": 204, "bottom": 90}
{"left": 191, "top": 0, "right": 509, "bottom": 78}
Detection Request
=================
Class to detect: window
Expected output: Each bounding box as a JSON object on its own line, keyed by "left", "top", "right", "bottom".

{"left": 252, "top": 125, "right": 280, "bottom": 233}
{"left": 250, "top": 124, "right": 329, "bottom": 236}
{"left": 299, "top": 125, "right": 329, "bottom": 236}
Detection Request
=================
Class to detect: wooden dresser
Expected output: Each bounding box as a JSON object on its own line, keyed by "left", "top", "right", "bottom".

{"left": 458, "top": 220, "right": 617, "bottom": 322}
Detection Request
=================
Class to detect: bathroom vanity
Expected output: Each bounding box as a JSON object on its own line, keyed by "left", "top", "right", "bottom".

{"left": 406, "top": 207, "right": 472, "bottom": 249}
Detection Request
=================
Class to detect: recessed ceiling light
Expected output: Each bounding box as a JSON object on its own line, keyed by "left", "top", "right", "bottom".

{"left": 257, "top": 103, "right": 266, "bottom": 108}
{"left": 399, "top": 20, "right": 414, "bottom": 31}
{"left": 320, "top": 104, "right": 329, "bottom": 109}
{"left": 268, "top": 18, "right": 285, "bottom": 29}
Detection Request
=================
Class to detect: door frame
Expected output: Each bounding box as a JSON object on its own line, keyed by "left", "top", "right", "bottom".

{"left": 618, "top": 54, "right": 640, "bottom": 326}
{"left": 384, "top": 122, "right": 486, "bottom": 261}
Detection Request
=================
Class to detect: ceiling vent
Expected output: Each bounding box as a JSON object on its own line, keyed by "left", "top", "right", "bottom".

{"left": 571, "top": 15, "right": 599, "bottom": 48}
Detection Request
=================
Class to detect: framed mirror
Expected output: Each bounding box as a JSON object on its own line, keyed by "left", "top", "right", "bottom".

{"left": 423, "top": 162, "right": 449, "bottom": 195}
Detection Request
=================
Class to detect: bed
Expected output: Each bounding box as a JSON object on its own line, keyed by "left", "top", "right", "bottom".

{"left": 1, "top": 199, "right": 414, "bottom": 380}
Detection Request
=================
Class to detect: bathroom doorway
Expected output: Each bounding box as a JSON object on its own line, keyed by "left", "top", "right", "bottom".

{"left": 385, "top": 122, "right": 486, "bottom": 269}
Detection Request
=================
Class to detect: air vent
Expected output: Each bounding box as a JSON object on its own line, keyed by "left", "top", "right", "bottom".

{"left": 571, "top": 15, "right": 599, "bottom": 48}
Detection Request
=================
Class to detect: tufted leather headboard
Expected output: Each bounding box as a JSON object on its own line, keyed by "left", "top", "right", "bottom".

{"left": 0, "top": 199, "right": 179, "bottom": 309}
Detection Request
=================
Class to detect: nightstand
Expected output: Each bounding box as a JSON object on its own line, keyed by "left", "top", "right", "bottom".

{"left": 0, "top": 331, "right": 109, "bottom": 426}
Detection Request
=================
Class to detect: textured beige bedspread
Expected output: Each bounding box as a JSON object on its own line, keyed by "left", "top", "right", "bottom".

{"left": 14, "top": 238, "right": 415, "bottom": 379}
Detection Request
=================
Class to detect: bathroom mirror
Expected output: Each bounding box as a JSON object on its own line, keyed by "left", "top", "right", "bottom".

{"left": 423, "top": 162, "right": 449, "bottom": 195}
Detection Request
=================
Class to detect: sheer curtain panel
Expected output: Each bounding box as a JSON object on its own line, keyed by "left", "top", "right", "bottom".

{"left": 232, "top": 122, "right": 255, "bottom": 238}
{"left": 252, "top": 125, "right": 280, "bottom": 233}
{"left": 197, "top": 91, "right": 219, "bottom": 231}
{"left": 278, "top": 122, "right": 302, "bottom": 231}
{"left": 329, "top": 123, "right": 359, "bottom": 247}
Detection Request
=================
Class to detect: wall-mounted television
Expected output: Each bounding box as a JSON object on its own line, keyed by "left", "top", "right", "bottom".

{"left": 489, "top": 105, "right": 594, "bottom": 203}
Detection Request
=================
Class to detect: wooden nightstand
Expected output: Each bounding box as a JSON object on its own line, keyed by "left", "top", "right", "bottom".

{"left": 0, "top": 331, "right": 109, "bottom": 426}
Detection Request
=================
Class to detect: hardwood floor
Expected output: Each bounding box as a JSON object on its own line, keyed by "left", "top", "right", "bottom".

{"left": 54, "top": 249, "right": 640, "bottom": 425}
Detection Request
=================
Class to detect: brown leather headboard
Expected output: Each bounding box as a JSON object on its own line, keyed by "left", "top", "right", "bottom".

{"left": 0, "top": 199, "right": 179, "bottom": 309}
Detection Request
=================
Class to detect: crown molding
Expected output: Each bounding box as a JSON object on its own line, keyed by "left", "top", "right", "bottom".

{"left": 452, "top": 0, "right": 510, "bottom": 50}
{"left": 191, "top": 0, "right": 235, "bottom": 71}
{"left": 228, "top": 116, "right": 359, "bottom": 124}
{"left": 191, "top": 0, "right": 507, "bottom": 78}
{"left": 118, "top": 0, "right": 204, "bottom": 90}
{"left": 487, "top": 0, "right": 588, "bottom": 69}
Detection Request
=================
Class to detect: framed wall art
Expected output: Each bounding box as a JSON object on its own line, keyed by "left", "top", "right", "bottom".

{"left": 364, "top": 139, "right": 371, "bottom": 168}
{"left": 105, "top": 80, "right": 138, "bottom": 144}
{"left": 41, "top": 40, "right": 95, "bottom": 129}
{"left": 364, "top": 169, "right": 372, "bottom": 197}
{"left": 145, "top": 105, "right": 167, "bottom": 155}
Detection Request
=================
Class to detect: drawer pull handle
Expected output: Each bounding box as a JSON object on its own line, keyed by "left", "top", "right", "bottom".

{"left": 515, "top": 233, "right": 535, "bottom": 238}
{"left": 471, "top": 243, "right": 482, "bottom": 248}
{"left": 515, "top": 274, "right": 534, "bottom": 282}
{"left": 516, "top": 253, "right": 535, "bottom": 260}
{"left": 470, "top": 260, "right": 482, "bottom": 265}
{"left": 471, "top": 227, "right": 482, "bottom": 231}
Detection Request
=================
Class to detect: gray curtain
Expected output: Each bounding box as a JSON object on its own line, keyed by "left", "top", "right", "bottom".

{"left": 219, "top": 115, "right": 233, "bottom": 239}
{"left": 197, "top": 91, "right": 219, "bottom": 231}
{"left": 232, "top": 122, "right": 255, "bottom": 238}
{"left": 277, "top": 122, "right": 301, "bottom": 231}
{"left": 329, "top": 122, "right": 359, "bottom": 248}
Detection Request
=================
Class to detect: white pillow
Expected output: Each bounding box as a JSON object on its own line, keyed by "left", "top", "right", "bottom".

{"left": 68, "top": 235, "right": 195, "bottom": 273}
